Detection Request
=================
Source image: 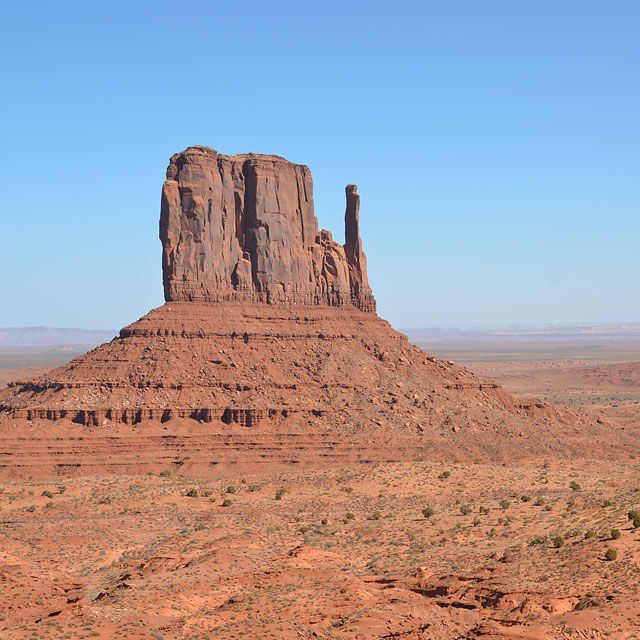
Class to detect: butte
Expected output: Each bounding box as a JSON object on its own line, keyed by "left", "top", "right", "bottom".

{"left": 0, "top": 146, "right": 608, "bottom": 477}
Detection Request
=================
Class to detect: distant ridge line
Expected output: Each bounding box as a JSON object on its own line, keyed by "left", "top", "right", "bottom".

{"left": 0, "top": 327, "right": 117, "bottom": 347}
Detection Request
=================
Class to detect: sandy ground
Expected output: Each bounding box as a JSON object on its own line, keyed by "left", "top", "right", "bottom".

{"left": 0, "top": 348, "right": 639, "bottom": 638}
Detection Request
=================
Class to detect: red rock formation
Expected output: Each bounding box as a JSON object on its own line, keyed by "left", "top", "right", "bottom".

{"left": 160, "top": 146, "right": 375, "bottom": 311}
{"left": 0, "top": 145, "right": 609, "bottom": 477}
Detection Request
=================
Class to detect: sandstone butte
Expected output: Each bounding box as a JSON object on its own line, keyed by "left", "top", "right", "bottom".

{"left": 0, "top": 146, "right": 629, "bottom": 477}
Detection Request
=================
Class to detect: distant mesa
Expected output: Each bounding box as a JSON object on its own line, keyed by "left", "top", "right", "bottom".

{"left": 160, "top": 146, "right": 375, "bottom": 311}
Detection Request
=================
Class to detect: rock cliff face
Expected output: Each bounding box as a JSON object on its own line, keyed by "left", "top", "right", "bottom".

{"left": 160, "top": 146, "right": 375, "bottom": 311}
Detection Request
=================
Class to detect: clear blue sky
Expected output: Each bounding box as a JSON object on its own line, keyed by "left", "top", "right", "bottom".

{"left": 1, "top": 1, "right": 638, "bottom": 330}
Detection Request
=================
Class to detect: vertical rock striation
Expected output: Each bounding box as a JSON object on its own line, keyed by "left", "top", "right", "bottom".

{"left": 160, "top": 146, "right": 376, "bottom": 311}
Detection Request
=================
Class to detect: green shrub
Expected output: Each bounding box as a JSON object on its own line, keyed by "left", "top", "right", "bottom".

{"left": 534, "top": 497, "right": 545, "bottom": 506}
{"left": 371, "top": 511, "right": 382, "bottom": 520}
{"left": 58, "top": 485, "right": 67, "bottom": 494}
{"left": 439, "top": 471, "right": 451, "bottom": 479}
{"left": 584, "top": 529, "right": 596, "bottom": 539}
{"left": 633, "top": 516, "right": 640, "bottom": 529}
{"left": 569, "top": 481, "right": 581, "bottom": 491}
{"left": 528, "top": 534, "right": 548, "bottom": 546}
{"left": 299, "top": 526, "right": 310, "bottom": 534}
{"left": 499, "top": 499, "right": 511, "bottom": 510}
{"left": 544, "top": 505, "right": 552, "bottom": 511}
{"left": 159, "top": 470, "right": 172, "bottom": 477}
{"left": 602, "top": 499, "right": 613, "bottom": 507}
{"left": 460, "top": 504, "right": 472, "bottom": 515}
{"left": 321, "top": 518, "right": 328, "bottom": 526}
{"left": 226, "top": 485, "right": 236, "bottom": 494}
{"left": 346, "top": 512, "right": 355, "bottom": 521}
{"left": 422, "top": 507, "right": 435, "bottom": 519}
{"left": 45, "top": 502, "right": 54, "bottom": 509}
{"left": 605, "top": 548, "right": 618, "bottom": 561}
{"left": 627, "top": 510, "right": 639, "bottom": 521}
{"left": 185, "top": 488, "right": 199, "bottom": 498}
{"left": 41, "top": 490, "right": 54, "bottom": 499}
{"left": 222, "top": 498, "right": 232, "bottom": 507}
{"left": 194, "top": 523, "right": 207, "bottom": 531}
{"left": 26, "top": 505, "right": 36, "bottom": 513}
{"left": 611, "top": 528, "right": 621, "bottom": 540}
{"left": 520, "top": 495, "right": 532, "bottom": 502}
{"left": 473, "top": 517, "right": 481, "bottom": 527}
{"left": 552, "top": 536, "right": 564, "bottom": 548}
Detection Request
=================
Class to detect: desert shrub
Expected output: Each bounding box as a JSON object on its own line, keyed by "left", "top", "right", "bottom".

{"left": 194, "top": 523, "right": 207, "bottom": 531}
{"left": 241, "top": 478, "right": 247, "bottom": 484}
{"left": 159, "top": 470, "right": 172, "bottom": 477}
{"left": 534, "top": 497, "right": 545, "bottom": 506}
{"left": 602, "top": 499, "right": 613, "bottom": 507}
{"left": 321, "top": 518, "right": 328, "bottom": 525}
{"left": 528, "top": 534, "right": 548, "bottom": 546}
{"left": 299, "top": 526, "right": 310, "bottom": 534}
{"left": 544, "top": 505, "right": 552, "bottom": 511}
{"left": 439, "top": 471, "right": 451, "bottom": 479}
{"left": 627, "top": 510, "right": 640, "bottom": 521}
{"left": 371, "top": 511, "right": 382, "bottom": 520}
{"left": 422, "top": 507, "right": 435, "bottom": 519}
{"left": 567, "top": 499, "right": 576, "bottom": 508}
{"left": 552, "top": 536, "right": 564, "bottom": 548}
{"left": 605, "top": 548, "right": 618, "bottom": 561}
{"left": 488, "top": 528, "right": 496, "bottom": 537}
{"left": 346, "top": 512, "right": 355, "bottom": 521}
{"left": 41, "top": 490, "right": 54, "bottom": 499}
{"left": 249, "top": 484, "right": 260, "bottom": 492}
{"left": 275, "top": 487, "right": 286, "bottom": 500}
{"left": 185, "top": 488, "right": 199, "bottom": 498}
{"left": 633, "top": 516, "right": 640, "bottom": 529}
{"left": 520, "top": 495, "right": 532, "bottom": 502}
{"left": 26, "top": 505, "right": 36, "bottom": 512}
{"left": 58, "top": 485, "right": 67, "bottom": 494}
{"left": 584, "top": 529, "right": 596, "bottom": 539}
{"left": 222, "top": 498, "right": 232, "bottom": 507}
{"left": 478, "top": 505, "right": 489, "bottom": 514}
{"left": 499, "top": 499, "right": 511, "bottom": 510}
{"left": 473, "top": 517, "right": 481, "bottom": 527}
{"left": 611, "top": 528, "right": 621, "bottom": 540}
{"left": 569, "top": 481, "right": 582, "bottom": 491}
{"left": 45, "top": 502, "right": 54, "bottom": 509}
{"left": 97, "top": 496, "right": 111, "bottom": 505}
{"left": 460, "top": 504, "right": 472, "bottom": 515}
{"left": 226, "top": 485, "right": 236, "bottom": 494}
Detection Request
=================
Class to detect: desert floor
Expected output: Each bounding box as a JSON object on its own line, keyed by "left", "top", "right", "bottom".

{"left": 1, "top": 341, "right": 639, "bottom": 639}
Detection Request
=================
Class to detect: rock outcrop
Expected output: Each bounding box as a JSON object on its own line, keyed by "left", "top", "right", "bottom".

{"left": 0, "top": 145, "right": 605, "bottom": 477}
{"left": 160, "top": 146, "right": 375, "bottom": 311}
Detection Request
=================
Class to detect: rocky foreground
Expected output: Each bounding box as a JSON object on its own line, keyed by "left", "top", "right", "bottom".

{"left": 1, "top": 458, "right": 640, "bottom": 639}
